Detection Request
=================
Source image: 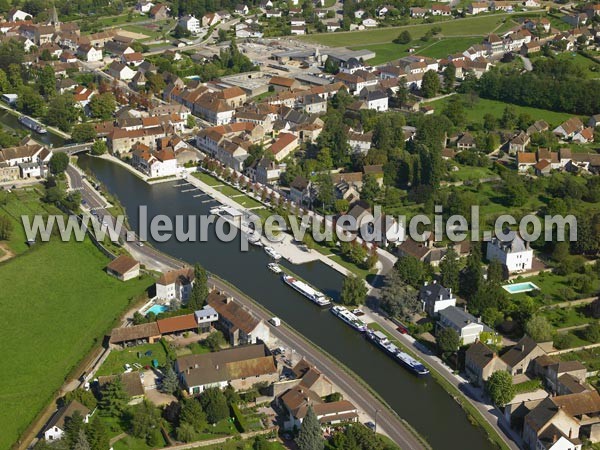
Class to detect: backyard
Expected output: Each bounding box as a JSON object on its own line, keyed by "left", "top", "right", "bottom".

{"left": 0, "top": 238, "right": 153, "bottom": 450}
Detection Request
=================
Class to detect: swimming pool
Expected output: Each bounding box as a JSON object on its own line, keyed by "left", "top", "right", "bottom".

{"left": 502, "top": 282, "right": 540, "bottom": 294}
{"left": 145, "top": 304, "right": 169, "bottom": 315}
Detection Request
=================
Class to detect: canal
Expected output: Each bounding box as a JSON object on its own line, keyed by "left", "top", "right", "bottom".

{"left": 0, "top": 109, "right": 66, "bottom": 148}
{"left": 79, "top": 154, "right": 494, "bottom": 450}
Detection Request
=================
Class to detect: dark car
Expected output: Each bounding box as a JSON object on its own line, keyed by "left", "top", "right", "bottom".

{"left": 397, "top": 325, "right": 408, "bottom": 334}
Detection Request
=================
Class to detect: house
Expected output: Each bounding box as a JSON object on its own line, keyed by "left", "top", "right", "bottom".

{"left": 588, "top": 114, "right": 600, "bottom": 128}
{"left": 8, "top": 8, "right": 31, "bottom": 22}
{"left": 179, "top": 15, "right": 200, "bottom": 34}
{"left": 362, "top": 18, "right": 378, "bottom": 27}
{"left": 194, "top": 305, "right": 219, "bottom": 331}
{"left": 438, "top": 306, "right": 491, "bottom": 345}
{"left": 430, "top": 4, "right": 452, "bottom": 16}
{"left": 359, "top": 88, "right": 388, "bottom": 112}
{"left": 397, "top": 238, "right": 446, "bottom": 266}
{"left": 521, "top": 41, "right": 542, "bottom": 56}
{"left": 326, "top": 21, "right": 341, "bottom": 32}
{"left": 486, "top": 231, "right": 533, "bottom": 273}
{"left": 457, "top": 132, "right": 476, "bottom": 150}
{"left": 354, "top": 9, "right": 366, "bottom": 19}
{"left": 465, "top": 342, "right": 508, "bottom": 387}
{"left": 523, "top": 0, "right": 540, "bottom": 7}
{"left": 553, "top": 117, "right": 584, "bottom": 140}
{"left": 235, "top": 4, "right": 249, "bottom": 15}
{"left": 347, "top": 130, "right": 372, "bottom": 155}
{"left": 206, "top": 291, "right": 270, "bottom": 346}
{"left": 289, "top": 175, "right": 312, "bottom": 206}
{"left": 175, "top": 344, "right": 278, "bottom": 394}
{"left": 572, "top": 127, "right": 594, "bottom": 144}
{"left": 269, "top": 76, "right": 300, "bottom": 92}
{"left": 419, "top": 281, "right": 456, "bottom": 317}
{"left": 98, "top": 372, "right": 145, "bottom": 404}
{"left": 410, "top": 7, "right": 428, "bottom": 17}
{"left": 122, "top": 52, "right": 145, "bottom": 66}
{"left": 269, "top": 132, "right": 298, "bottom": 162}
{"left": 517, "top": 152, "right": 537, "bottom": 172}
{"left": 526, "top": 120, "right": 549, "bottom": 136}
{"left": 72, "top": 86, "right": 95, "bottom": 109}
{"left": 107, "top": 61, "right": 137, "bottom": 81}
{"left": 77, "top": 44, "right": 102, "bottom": 62}
{"left": 156, "top": 267, "right": 195, "bottom": 302}
{"left": 522, "top": 397, "right": 584, "bottom": 450}
{"left": 509, "top": 131, "right": 530, "bottom": 154}
{"left": 149, "top": 3, "right": 169, "bottom": 20}
{"left": 157, "top": 314, "right": 199, "bottom": 336}
{"left": 106, "top": 255, "right": 140, "bottom": 281}
{"left": 136, "top": 1, "right": 155, "bottom": 14}
{"left": 44, "top": 401, "right": 91, "bottom": 441}
{"left": 109, "top": 322, "right": 161, "bottom": 347}
{"left": 468, "top": 2, "right": 488, "bottom": 14}
{"left": 279, "top": 385, "right": 358, "bottom": 430}
{"left": 202, "top": 12, "right": 221, "bottom": 27}
{"left": 501, "top": 336, "right": 546, "bottom": 376}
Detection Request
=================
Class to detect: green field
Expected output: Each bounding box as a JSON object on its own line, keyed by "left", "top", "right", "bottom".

{"left": 0, "top": 239, "right": 153, "bottom": 450}
{"left": 554, "top": 53, "right": 600, "bottom": 80}
{"left": 425, "top": 94, "right": 575, "bottom": 128}
{"left": 415, "top": 37, "right": 483, "bottom": 59}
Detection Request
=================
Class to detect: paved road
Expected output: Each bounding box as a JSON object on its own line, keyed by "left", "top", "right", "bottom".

{"left": 364, "top": 309, "right": 521, "bottom": 450}
{"left": 209, "top": 277, "right": 427, "bottom": 450}
{"left": 64, "top": 165, "right": 426, "bottom": 449}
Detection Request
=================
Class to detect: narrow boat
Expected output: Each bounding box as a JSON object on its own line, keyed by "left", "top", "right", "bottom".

{"left": 281, "top": 274, "right": 331, "bottom": 306}
{"left": 330, "top": 305, "right": 368, "bottom": 332}
{"left": 264, "top": 246, "right": 282, "bottom": 260}
{"left": 365, "top": 329, "right": 429, "bottom": 376}
{"left": 19, "top": 115, "right": 47, "bottom": 134}
{"left": 268, "top": 263, "right": 282, "bottom": 274}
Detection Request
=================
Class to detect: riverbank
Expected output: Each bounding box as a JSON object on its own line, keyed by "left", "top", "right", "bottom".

{"left": 0, "top": 102, "right": 71, "bottom": 140}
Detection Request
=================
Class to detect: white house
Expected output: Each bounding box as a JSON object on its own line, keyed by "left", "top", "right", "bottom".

{"left": 132, "top": 147, "right": 178, "bottom": 178}
{"left": 156, "top": 268, "right": 195, "bottom": 302}
{"left": 362, "top": 18, "right": 378, "bottom": 27}
{"left": 107, "top": 62, "right": 137, "bottom": 81}
{"left": 438, "top": 306, "right": 488, "bottom": 345}
{"left": 194, "top": 305, "right": 219, "bottom": 330}
{"left": 77, "top": 44, "right": 103, "bottom": 62}
{"left": 136, "top": 0, "right": 155, "bottom": 13}
{"left": 419, "top": 281, "right": 456, "bottom": 317}
{"left": 44, "top": 401, "right": 91, "bottom": 441}
{"left": 359, "top": 89, "right": 388, "bottom": 111}
{"left": 179, "top": 14, "right": 201, "bottom": 34}
{"left": 486, "top": 232, "right": 533, "bottom": 273}
{"left": 8, "top": 8, "right": 32, "bottom": 22}
{"left": 354, "top": 9, "right": 366, "bottom": 19}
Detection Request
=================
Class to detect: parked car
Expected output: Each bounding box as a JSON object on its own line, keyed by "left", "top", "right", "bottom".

{"left": 397, "top": 325, "right": 408, "bottom": 334}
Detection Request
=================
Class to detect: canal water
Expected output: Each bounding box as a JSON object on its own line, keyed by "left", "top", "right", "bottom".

{"left": 79, "top": 154, "right": 494, "bottom": 450}
{"left": 0, "top": 110, "right": 65, "bottom": 148}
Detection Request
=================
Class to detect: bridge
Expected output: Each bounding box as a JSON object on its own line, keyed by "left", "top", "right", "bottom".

{"left": 50, "top": 142, "right": 93, "bottom": 155}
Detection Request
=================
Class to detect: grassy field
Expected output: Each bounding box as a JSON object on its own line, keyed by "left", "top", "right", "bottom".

{"left": 0, "top": 238, "right": 153, "bottom": 450}
{"left": 554, "top": 53, "right": 600, "bottom": 79}
{"left": 425, "top": 94, "right": 575, "bottom": 128}
{"left": 415, "top": 37, "right": 483, "bottom": 59}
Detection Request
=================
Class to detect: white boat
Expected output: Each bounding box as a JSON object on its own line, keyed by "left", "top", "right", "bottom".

{"left": 264, "top": 246, "right": 282, "bottom": 260}
{"left": 365, "top": 329, "right": 429, "bottom": 377}
{"left": 331, "top": 305, "right": 368, "bottom": 332}
{"left": 282, "top": 274, "right": 331, "bottom": 306}
{"left": 209, "top": 206, "right": 223, "bottom": 215}
{"left": 268, "top": 263, "right": 282, "bottom": 274}
{"left": 248, "top": 231, "right": 263, "bottom": 247}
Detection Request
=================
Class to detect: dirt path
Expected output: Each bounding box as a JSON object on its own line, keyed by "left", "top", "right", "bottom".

{"left": 0, "top": 242, "right": 14, "bottom": 263}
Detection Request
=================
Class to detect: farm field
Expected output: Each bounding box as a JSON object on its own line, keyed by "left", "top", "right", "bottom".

{"left": 425, "top": 94, "right": 575, "bottom": 127}
{"left": 0, "top": 238, "right": 153, "bottom": 450}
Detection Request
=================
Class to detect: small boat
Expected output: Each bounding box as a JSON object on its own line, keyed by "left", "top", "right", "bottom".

{"left": 365, "top": 329, "right": 429, "bottom": 377}
{"left": 264, "top": 246, "right": 282, "bottom": 260}
{"left": 282, "top": 274, "right": 331, "bottom": 306}
{"left": 331, "top": 305, "right": 368, "bottom": 332}
{"left": 268, "top": 263, "right": 282, "bottom": 274}
{"left": 19, "top": 115, "right": 47, "bottom": 134}
{"left": 209, "top": 206, "right": 222, "bottom": 215}
{"left": 248, "top": 231, "right": 263, "bottom": 247}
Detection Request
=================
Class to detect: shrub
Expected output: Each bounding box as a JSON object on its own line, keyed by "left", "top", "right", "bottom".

{"left": 230, "top": 403, "right": 247, "bottom": 433}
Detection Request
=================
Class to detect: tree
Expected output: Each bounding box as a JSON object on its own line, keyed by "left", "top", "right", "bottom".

{"left": 421, "top": 70, "right": 440, "bottom": 98}
{"left": 98, "top": 377, "right": 129, "bottom": 416}
{"left": 87, "top": 415, "right": 110, "bottom": 450}
{"left": 525, "top": 315, "right": 553, "bottom": 342}
{"left": 63, "top": 410, "right": 85, "bottom": 448}
{"left": 46, "top": 93, "right": 79, "bottom": 132}
{"left": 460, "top": 246, "right": 483, "bottom": 298}
{"left": 393, "top": 30, "right": 411, "bottom": 44}
{"left": 340, "top": 275, "right": 367, "bottom": 306}
{"left": 39, "top": 65, "right": 56, "bottom": 98}
{"left": 71, "top": 123, "right": 97, "bottom": 143}
{"left": 72, "top": 428, "right": 91, "bottom": 450}
{"left": 17, "top": 86, "right": 45, "bottom": 116}
{"left": 379, "top": 269, "right": 419, "bottom": 320}
{"left": 584, "top": 322, "right": 600, "bottom": 343}
{"left": 395, "top": 78, "right": 409, "bottom": 107}
{"left": 394, "top": 255, "right": 426, "bottom": 288}
{"left": 89, "top": 92, "right": 116, "bottom": 120}
{"left": 61, "top": 388, "right": 97, "bottom": 411}
{"left": 296, "top": 405, "right": 324, "bottom": 450}
{"left": 316, "top": 173, "right": 335, "bottom": 212}
{"left": 146, "top": 72, "right": 166, "bottom": 94}
{"left": 187, "top": 263, "right": 208, "bottom": 310}
{"left": 487, "top": 260, "right": 504, "bottom": 285}
{"left": 360, "top": 174, "right": 382, "bottom": 205}
{"left": 200, "top": 387, "right": 229, "bottom": 424}
{"left": 0, "top": 215, "right": 13, "bottom": 240}
{"left": 439, "top": 246, "right": 460, "bottom": 292}
{"left": 437, "top": 327, "right": 460, "bottom": 354}
{"left": 91, "top": 140, "right": 107, "bottom": 155}
{"left": 186, "top": 114, "right": 196, "bottom": 129}
{"left": 486, "top": 370, "right": 515, "bottom": 407}
{"left": 204, "top": 330, "right": 225, "bottom": 352}
{"left": 161, "top": 364, "right": 179, "bottom": 394}
{"left": 443, "top": 63, "right": 456, "bottom": 91}
{"left": 131, "top": 401, "right": 162, "bottom": 445}
{"left": 179, "top": 397, "right": 207, "bottom": 429}
{"left": 49, "top": 152, "right": 69, "bottom": 175}
{"left": 0, "top": 69, "right": 10, "bottom": 94}
{"left": 176, "top": 422, "right": 199, "bottom": 442}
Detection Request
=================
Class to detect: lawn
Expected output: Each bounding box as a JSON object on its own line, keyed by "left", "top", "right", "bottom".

{"left": 447, "top": 164, "right": 498, "bottom": 182}
{"left": 193, "top": 172, "right": 222, "bottom": 187}
{"left": 193, "top": 172, "right": 264, "bottom": 209}
{"left": 113, "top": 434, "right": 167, "bottom": 450}
{"left": 554, "top": 53, "right": 600, "bottom": 80}
{"left": 300, "top": 13, "right": 520, "bottom": 47}
{"left": 96, "top": 342, "right": 168, "bottom": 377}
{"left": 415, "top": 37, "right": 483, "bottom": 59}
{"left": 0, "top": 238, "right": 153, "bottom": 450}
{"left": 425, "top": 94, "right": 575, "bottom": 128}
{"left": 511, "top": 272, "right": 600, "bottom": 305}
{"left": 559, "top": 347, "right": 600, "bottom": 371}
{"left": 541, "top": 305, "right": 591, "bottom": 329}
{"left": 92, "top": 13, "right": 149, "bottom": 28}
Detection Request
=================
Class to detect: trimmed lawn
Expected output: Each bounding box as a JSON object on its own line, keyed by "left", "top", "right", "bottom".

{"left": 300, "top": 13, "right": 522, "bottom": 47}
{"left": 113, "top": 434, "right": 167, "bottom": 450}
{"left": 97, "top": 342, "right": 168, "bottom": 377}
{"left": 92, "top": 13, "right": 149, "bottom": 27}
{"left": 447, "top": 164, "right": 497, "bottom": 182}
{"left": 0, "top": 238, "right": 153, "bottom": 450}
{"left": 425, "top": 94, "right": 575, "bottom": 128}
{"left": 542, "top": 306, "right": 591, "bottom": 329}
{"left": 193, "top": 172, "right": 222, "bottom": 187}
{"left": 349, "top": 42, "right": 409, "bottom": 65}
{"left": 415, "top": 37, "right": 482, "bottom": 59}
{"left": 192, "top": 439, "right": 285, "bottom": 450}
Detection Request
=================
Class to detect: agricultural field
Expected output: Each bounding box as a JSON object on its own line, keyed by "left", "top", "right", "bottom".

{"left": 0, "top": 238, "right": 153, "bottom": 450}
{"left": 425, "top": 94, "right": 575, "bottom": 128}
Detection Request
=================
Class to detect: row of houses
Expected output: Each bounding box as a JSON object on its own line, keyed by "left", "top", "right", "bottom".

{"left": 0, "top": 141, "right": 51, "bottom": 181}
